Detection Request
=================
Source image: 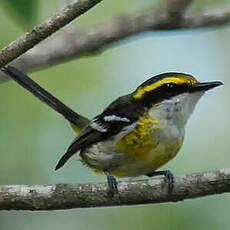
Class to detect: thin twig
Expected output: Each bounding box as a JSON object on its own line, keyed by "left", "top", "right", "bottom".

{"left": 0, "top": 0, "right": 102, "bottom": 68}
{"left": 1, "top": 168, "right": 230, "bottom": 211}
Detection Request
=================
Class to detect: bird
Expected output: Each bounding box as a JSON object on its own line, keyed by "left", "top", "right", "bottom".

{"left": 2, "top": 65, "right": 223, "bottom": 196}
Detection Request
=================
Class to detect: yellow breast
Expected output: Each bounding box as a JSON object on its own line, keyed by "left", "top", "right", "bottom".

{"left": 113, "top": 113, "right": 183, "bottom": 177}
{"left": 116, "top": 114, "right": 161, "bottom": 158}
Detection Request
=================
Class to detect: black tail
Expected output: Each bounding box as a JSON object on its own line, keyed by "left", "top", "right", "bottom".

{"left": 1, "top": 65, "right": 89, "bottom": 129}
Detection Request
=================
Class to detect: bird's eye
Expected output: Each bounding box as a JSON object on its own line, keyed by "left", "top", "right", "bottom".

{"left": 165, "top": 83, "right": 175, "bottom": 89}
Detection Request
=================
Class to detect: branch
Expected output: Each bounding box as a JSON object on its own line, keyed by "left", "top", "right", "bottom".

{"left": 1, "top": 168, "right": 230, "bottom": 211}
{"left": 2, "top": 4, "right": 230, "bottom": 77}
{"left": 0, "top": 0, "right": 192, "bottom": 80}
{"left": 0, "top": 0, "right": 102, "bottom": 68}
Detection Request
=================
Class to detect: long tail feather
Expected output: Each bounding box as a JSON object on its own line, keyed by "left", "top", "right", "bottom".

{"left": 1, "top": 65, "right": 89, "bottom": 129}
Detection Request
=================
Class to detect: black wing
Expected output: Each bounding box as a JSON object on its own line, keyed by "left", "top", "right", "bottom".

{"left": 55, "top": 95, "right": 144, "bottom": 170}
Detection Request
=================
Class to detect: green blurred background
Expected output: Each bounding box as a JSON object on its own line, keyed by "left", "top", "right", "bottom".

{"left": 0, "top": 0, "right": 230, "bottom": 229}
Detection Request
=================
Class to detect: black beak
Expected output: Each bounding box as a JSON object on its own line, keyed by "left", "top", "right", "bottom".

{"left": 190, "top": 81, "right": 223, "bottom": 92}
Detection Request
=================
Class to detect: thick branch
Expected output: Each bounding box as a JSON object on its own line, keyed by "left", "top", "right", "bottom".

{"left": 1, "top": 168, "right": 230, "bottom": 211}
{"left": 0, "top": 0, "right": 102, "bottom": 68}
{"left": 1, "top": 5, "right": 229, "bottom": 76}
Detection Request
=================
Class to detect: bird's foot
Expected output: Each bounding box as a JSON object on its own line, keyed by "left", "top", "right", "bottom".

{"left": 146, "top": 169, "right": 174, "bottom": 191}
{"left": 163, "top": 170, "right": 174, "bottom": 190}
{"left": 104, "top": 171, "right": 118, "bottom": 197}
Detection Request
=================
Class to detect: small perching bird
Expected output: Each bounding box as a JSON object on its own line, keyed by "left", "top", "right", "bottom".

{"left": 2, "top": 65, "right": 223, "bottom": 196}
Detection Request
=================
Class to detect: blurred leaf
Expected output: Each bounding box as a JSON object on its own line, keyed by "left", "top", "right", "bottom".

{"left": 2, "top": 0, "right": 37, "bottom": 27}
{"left": 191, "top": 0, "right": 230, "bottom": 10}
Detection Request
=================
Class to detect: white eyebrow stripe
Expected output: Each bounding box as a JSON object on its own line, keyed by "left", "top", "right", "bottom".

{"left": 90, "top": 120, "right": 107, "bottom": 132}
{"left": 103, "top": 115, "right": 130, "bottom": 122}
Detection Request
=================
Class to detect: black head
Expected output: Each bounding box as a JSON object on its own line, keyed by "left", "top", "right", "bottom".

{"left": 132, "top": 72, "right": 222, "bottom": 107}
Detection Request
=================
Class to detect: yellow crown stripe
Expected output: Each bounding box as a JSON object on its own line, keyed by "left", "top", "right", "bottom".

{"left": 133, "top": 76, "right": 197, "bottom": 99}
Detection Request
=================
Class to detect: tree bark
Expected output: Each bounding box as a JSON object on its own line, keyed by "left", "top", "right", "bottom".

{"left": 1, "top": 168, "right": 230, "bottom": 211}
